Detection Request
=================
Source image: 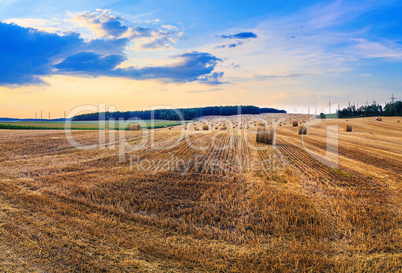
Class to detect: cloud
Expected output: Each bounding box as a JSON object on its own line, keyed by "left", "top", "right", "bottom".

{"left": 70, "top": 10, "right": 130, "bottom": 39}
{"left": 0, "top": 22, "right": 82, "bottom": 85}
{"left": 70, "top": 9, "right": 181, "bottom": 51}
{"left": 188, "top": 88, "right": 223, "bottom": 93}
{"left": 86, "top": 38, "right": 129, "bottom": 55}
{"left": 198, "top": 71, "right": 227, "bottom": 85}
{"left": 112, "top": 52, "right": 223, "bottom": 83}
{"left": 55, "top": 52, "right": 125, "bottom": 72}
{"left": 136, "top": 30, "right": 183, "bottom": 51}
{"left": 1, "top": 18, "right": 65, "bottom": 34}
{"left": 215, "top": 41, "right": 243, "bottom": 49}
{"left": 56, "top": 51, "right": 224, "bottom": 83}
{"left": 253, "top": 73, "right": 308, "bottom": 81}
{"left": 351, "top": 38, "right": 402, "bottom": 59}
{"left": 0, "top": 21, "right": 223, "bottom": 85}
{"left": 218, "top": 32, "right": 257, "bottom": 39}
{"left": 162, "top": 25, "right": 178, "bottom": 30}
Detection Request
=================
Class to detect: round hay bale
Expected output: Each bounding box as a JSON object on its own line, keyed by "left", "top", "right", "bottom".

{"left": 378, "top": 117, "right": 382, "bottom": 121}
{"left": 256, "top": 126, "right": 274, "bottom": 145}
{"left": 202, "top": 125, "right": 209, "bottom": 130}
{"left": 298, "top": 125, "right": 307, "bottom": 135}
{"left": 344, "top": 124, "right": 352, "bottom": 132}
{"left": 219, "top": 126, "right": 226, "bottom": 130}
{"left": 129, "top": 124, "right": 140, "bottom": 131}
{"left": 397, "top": 120, "right": 400, "bottom": 123}
{"left": 194, "top": 127, "right": 199, "bottom": 131}
{"left": 258, "top": 122, "right": 265, "bottom": 127}
{"left": 256, "top": 126, "right": 264, "bottom": 143}
{"left": 292, "top": 121, "right": 298, "bottom": 127}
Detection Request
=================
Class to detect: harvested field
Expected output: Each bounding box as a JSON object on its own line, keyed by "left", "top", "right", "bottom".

{"left": 0, "top": 114, "right": 401, "bottom": 272}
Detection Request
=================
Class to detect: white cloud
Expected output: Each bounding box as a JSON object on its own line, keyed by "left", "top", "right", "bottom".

{"left": 351, "top": 38, "right": 402, "bottom": 59}
{"left": 68, "top": 10, "right": 182, "bottom": 52}
{"left": 2, "top": 18, "right": 70, "bottom": 34}
{"left": 162, "top": 25, "right": 178, "bottom": 30}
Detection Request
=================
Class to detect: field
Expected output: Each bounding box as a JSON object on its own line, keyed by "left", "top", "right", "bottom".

{"left": 0, "top": 120, "right": 184, "bottom": 130}
{"left": 0, "top": 114, "right": 401, "bottom": 272}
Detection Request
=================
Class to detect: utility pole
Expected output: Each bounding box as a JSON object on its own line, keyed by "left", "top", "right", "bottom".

{"left": 390, "top": 93, "right": 396, "bottom": 103}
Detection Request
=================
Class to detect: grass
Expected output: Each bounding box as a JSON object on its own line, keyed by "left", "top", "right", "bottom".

{"left": 331, "top": 168, "right": 353, "bottom": 178}
{"left": 0, "top": 120, "right": 185, "bottom": 130}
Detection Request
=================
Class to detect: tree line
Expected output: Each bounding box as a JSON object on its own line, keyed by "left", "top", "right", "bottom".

{"left": 319, "top": 101, "right": 401, "bottom": 118}
{"left": 72, "top": 105, "right": 286, "bottom": 121}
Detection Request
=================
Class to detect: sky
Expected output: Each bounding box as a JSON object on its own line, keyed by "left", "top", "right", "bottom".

{"left": 0, "top": 0, "right": 401, "bottom": 118}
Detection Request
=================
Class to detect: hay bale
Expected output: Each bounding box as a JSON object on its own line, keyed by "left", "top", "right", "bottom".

{"left": 256, "top": 126, "right": 274, "bottom": 145}
{"left": 292, "top": 121, "right": 298, "bottom": 127}
{"left": 344, "top": 124, "right": 352, "bottom": 132}
{"left": 219, "top": 126, "right": 226, "bottom": 130}
{"left": 378, "top": 118, "right": 382, "bottom": 121}
{"left": 258, "top": 122, "right": 265, "bottom": 127}
{"left": 397, "top": 120, "right": 400, "bottom": 123}
{"left": 202, "top": 125, "right": 209, "bottom": 130}
{"left": 129, "top": 124, "right": 140, "bottom": 131}
{"left": 194, "top": 127, "right": 199, "bottom": 131}
{"left": 298, "top": 125, "right": 307, "bottom": 135}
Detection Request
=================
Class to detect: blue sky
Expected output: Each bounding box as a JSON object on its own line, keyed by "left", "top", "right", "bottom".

{"left": 0, "top": 0, "right": 401, "bottom": 117}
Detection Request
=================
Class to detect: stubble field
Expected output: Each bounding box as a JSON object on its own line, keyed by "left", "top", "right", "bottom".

{"left": 0, "top": 114, "right": 401, "bottom": 272}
